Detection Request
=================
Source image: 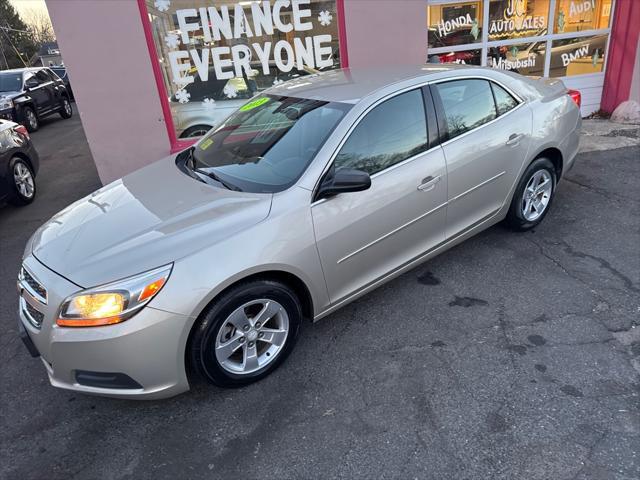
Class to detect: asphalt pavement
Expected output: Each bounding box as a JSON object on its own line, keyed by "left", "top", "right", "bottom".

{"left": 0, "top": 111, "right": 638, "bottom": 480}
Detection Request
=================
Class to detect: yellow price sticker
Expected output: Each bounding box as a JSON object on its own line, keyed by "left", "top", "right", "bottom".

{"left": 199, "top": 138, "right": 214, "bottom": 150}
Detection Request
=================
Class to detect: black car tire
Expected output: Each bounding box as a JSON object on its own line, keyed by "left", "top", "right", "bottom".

{"left": 22, "top": 106, "right": 39, "bottom": 132}
{"left": 188, "top": 280, "right": 302, "bottom": 388}
{"left": 180, "top": 125, "right": 212, "bottom": 139}
{"left": 7, "top": 157, "right": 36, "bottom": 205}
{"left": 59, "top": 97, "right": 73, "bottom": 119}
{"left": 505, "top": 157, "right": 557, "bottom": 231}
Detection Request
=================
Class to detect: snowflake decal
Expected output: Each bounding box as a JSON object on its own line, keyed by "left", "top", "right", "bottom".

{"left": 202, "top": 98, "right": 216, "bottom": 109}
{"left": 154, "top": 0, "right": 171, "bottom": 12}
{"left": 318, "top": 11, "right": 333, "bottom": 27}
{"left": 272, "top": 78, "right": 284, "bottom": 86}
{"left": 223, "top": 84, "right": 238, "bottom": 99}
{"left": 175, "top": 88, "right": 190, "bottom": 104}
{"left": 164, "top": 33, "right": 180, "bottom": 49}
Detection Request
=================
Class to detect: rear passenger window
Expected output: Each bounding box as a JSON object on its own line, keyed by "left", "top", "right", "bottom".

{"left": 491, "top": 83, "right": 519, "bottom": 116}
{"left": 435, "top": 79, "right": 497, "bottom": 140}
{"left": 334, "top": 89, "right": 428, "bottom": 176}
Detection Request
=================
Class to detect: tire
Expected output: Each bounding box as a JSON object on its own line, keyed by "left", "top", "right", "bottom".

{"left": 188, "top": 280, "right": 302, "bottom": 388}
{"left": 180, "top": 125, "right": 212, "bottom": 139}
{"left": 59, "top": 97, "right": 73, "bottom": 119}
{"left": 23, "top": 106, "right": 39, "bottom": 132}
{"left": 505, "top": 157, "right": 556, "bottom": 231}
{"left": 7, "top": 157, "right": 36, "bottom": 205}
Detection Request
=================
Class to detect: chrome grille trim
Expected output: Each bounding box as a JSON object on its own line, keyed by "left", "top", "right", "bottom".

{"left": 20, "top": 296, "right": 44, "bottom": 328}
{"left": 18, "top": 265, "right": 47, "bottom": 305}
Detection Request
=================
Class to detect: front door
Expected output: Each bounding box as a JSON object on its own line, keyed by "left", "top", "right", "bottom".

{"left": 432, "top": 78, "right": 532, "bottom": 238}
{"left": 311, "top": 88, "right": 447, "bottom": 304}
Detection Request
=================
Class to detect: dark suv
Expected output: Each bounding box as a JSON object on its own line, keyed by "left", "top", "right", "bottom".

{"left": 0, "top": 67, "right": 72, "bottom": 132}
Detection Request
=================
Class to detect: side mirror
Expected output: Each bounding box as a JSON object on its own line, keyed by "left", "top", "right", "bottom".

{"left": 316, "top": 167, "right": 371, "bottom": 200}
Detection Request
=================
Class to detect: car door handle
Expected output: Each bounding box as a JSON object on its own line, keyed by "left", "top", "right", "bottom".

{"left": 417, "top": 175, "right": 441, "bottom": 192}
{"left": 506, "top": 133, "right": 524, "bottom": 147}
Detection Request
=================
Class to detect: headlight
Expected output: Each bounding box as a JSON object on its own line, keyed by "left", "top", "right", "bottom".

{"left": 0, "top": 97, "right": 13, "bottom": 110}
{"left": 57, "top": 264, "right": 172, "bottom": 327}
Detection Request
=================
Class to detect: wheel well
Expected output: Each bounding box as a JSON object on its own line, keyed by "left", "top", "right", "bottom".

{"left": 535, "top": 148, "right": 563, "bottom": 179}
{"left": 11, "top": 152, "right": 34, "bottom": 172}
{"left": 202, "top": 271, "right": 314, "bottom": 321}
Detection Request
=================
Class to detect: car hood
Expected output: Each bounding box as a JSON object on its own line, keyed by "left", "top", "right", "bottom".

{"left": 0, "top": 91, "right": 22, "bottom": 99}
{"left": 30, "top": 155, "right": 272, "bottom": 287}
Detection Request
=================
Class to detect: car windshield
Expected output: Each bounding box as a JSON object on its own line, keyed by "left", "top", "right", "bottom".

{"left": 0, "top": 72, "right": 23, "bottom": 92}
{"left": 191, "top": 94, "right": 351, "bottom": 193}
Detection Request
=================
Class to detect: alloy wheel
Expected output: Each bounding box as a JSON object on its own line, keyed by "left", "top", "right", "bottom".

{"left": 13, "top": 162, "right": 34, "bottom": 199}
{"left": 214, "top": 299, "right": 289, "bottom": 375}
{"left": 522, "top": 170, "right": 552, "bottom": 222}
{"left": 26, "top": 109, "right": 38, "bottom": 130}
{"left": 63, "top": 99, "right": 72, "bottom": 116}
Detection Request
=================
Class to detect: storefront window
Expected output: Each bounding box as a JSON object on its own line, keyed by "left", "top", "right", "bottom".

{"left": 554, "top": 0, "right": 612, "bottom": 33}
{"left": 488, "top": 0, "right": 549, "bottom": 41}
{"left": 145, "top": 0, "right": 341, "bottom": 139}
{"left": 433, "top": 48, "right": 482, "bottom": 65}
{"left": 487, "top": 41, "right": 545, "bottom": 75}
{"left": 428, "top": 1, "right": 483, "bottom": 48}
{"left": 549, "top": 34, "right": 607, "bottom": 77}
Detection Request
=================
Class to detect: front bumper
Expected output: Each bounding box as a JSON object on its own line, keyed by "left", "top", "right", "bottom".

{"left": 17, "top": 255, "right": 194, "bottom": 400}
{"left": 0, "top": 107, "right": 14, "bottom": 121}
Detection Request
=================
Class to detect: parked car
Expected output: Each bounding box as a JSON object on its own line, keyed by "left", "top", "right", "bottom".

{"left": 49, "top": 66, "right": 74, "bottom": 101}
{"left": 18, "top": 65, "right": 581, "bottom": 399}
{"left": 171, "top": 63, "right": 314, "bottom": 138}
{"left": 0, "top": 67, "right": 73, "bottom": 132}
{"left": 0, "top": 119, "right": 39, "bottom": 206}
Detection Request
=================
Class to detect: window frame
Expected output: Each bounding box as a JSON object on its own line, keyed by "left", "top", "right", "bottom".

{"left": 427, "top": 0, "right": 616, "bottom": 79}
{"left": 137, "top": 0, "right": 350, "bottom": 154}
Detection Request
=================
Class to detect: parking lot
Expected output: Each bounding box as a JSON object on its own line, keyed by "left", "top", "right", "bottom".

{"left": 0, "top": 112, "right": 638, "bottom": 479}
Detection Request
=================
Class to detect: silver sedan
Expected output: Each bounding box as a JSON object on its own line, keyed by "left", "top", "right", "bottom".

{"left": 18, "top": 65, "right": 581, "bottom": 399}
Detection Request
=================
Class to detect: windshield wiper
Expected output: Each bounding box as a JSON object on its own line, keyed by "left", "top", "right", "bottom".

{"left": 194, "top": 167, "right": 242, "bottom": 191}
{"left": 184, "top": 146, "right": 242, "bottom": 191}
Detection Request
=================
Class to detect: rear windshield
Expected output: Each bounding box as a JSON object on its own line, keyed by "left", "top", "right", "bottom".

{"left": 191, "top": 95, "right": 351, "bottom": 193}
{"left": 0, "top": 72, "right": 23, "bottom": 93}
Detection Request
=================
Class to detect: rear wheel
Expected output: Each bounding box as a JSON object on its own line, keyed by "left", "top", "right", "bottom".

{"left": 505, "top": 157, "right": 556, "bottom": 231}
{"left": 60, "top": 97, "right": 72, "bottom": 119}
{"left": 8, "top": 157, "right": 36, "bottom": 205}
{"left": 188, "top": 280, "right": 302, "bottom": 387}
{"left": 23, "top": 106, "right": 38, "bottom": 132}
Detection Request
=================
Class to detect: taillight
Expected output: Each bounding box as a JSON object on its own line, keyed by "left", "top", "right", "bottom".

{"left": 568, "top": 89, "right": 581, "bottom": 108}
{"left": 14, "top": 124, "right": 29, "bottom": 139}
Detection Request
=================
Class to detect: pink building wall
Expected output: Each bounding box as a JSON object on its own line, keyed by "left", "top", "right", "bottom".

{"left": 45, "top": 0, "right": 170, "bottom": 184}
{"left": 343, "top": 0, "right": 427, "bottom": 67}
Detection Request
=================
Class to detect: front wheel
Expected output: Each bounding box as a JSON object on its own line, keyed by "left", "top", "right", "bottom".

{"left": 188, "top": 280, "right": 302, "bottom": 388}
{"left": 505, "top": 157, "right": 556, "bottom": 231}
{"left": 23, "top": 106, "right": 38, "bottom": 132}
{"left": 59, "top": 97, "right": 72, "bottom": 119}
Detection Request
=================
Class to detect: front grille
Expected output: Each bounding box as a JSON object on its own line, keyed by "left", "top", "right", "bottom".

{"left": 19, "top": 266, "right": 47, "bottom": 304}
{"left": 21, "top": 298, "right": 44, "bottom": 328}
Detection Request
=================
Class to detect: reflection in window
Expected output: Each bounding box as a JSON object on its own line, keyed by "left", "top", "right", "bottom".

{"left": 434, "top": 49, "right": 482, "bottom": 65}
{"left": 428, "top": 1, "right": 483, "bottom": 48}
{"left": 145, "top": 0, "right": 341, "bottom": 139}
{"left": 491, "top": 82, "right": 519, "bottom": 115}
{"left": 487, "top": 42, "right": 545, "bottom": 76}
{"left": 549, "top": 34, "right": 607, "bottom": 77}
{"left": 435, "top": 79, "right": 497, "bottom": 139}
{"left": 335, "top": 89, "right": 428, "bottom": 176}
{"left": 554, "top": 0, "right": 613, "bottom": 33}
{"left": 488, "top": 0, "right": 549, "bottom": 41}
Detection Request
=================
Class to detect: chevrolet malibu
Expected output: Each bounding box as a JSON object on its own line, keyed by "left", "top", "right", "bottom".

{"left": 18, "top": 65, "right": 581, "bottom": 399}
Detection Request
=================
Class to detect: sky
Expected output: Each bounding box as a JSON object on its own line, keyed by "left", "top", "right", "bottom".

{"left": 10, "top": 0, "right": 50, "bottom": 20}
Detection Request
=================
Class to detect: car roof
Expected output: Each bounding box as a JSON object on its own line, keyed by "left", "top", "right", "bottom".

{"left": 268, "top": 64, "right": 473, "bottom": 104}
{"left": 0, "top": 67, "right": 45, "bottom": 74}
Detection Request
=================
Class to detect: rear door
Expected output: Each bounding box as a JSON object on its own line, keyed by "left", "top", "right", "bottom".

{"left": 432, "top": 78, "right": 532, "bottom": 238}
{"left": 311, "top": 88, "right": 447, "bottom": 304}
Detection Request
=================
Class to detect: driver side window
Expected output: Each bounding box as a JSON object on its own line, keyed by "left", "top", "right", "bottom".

{"left": 334, "top": 89, "right": 428, "bottom": 176}
{"left": 24, "top": 73, "right": 38, "bottom": 88}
